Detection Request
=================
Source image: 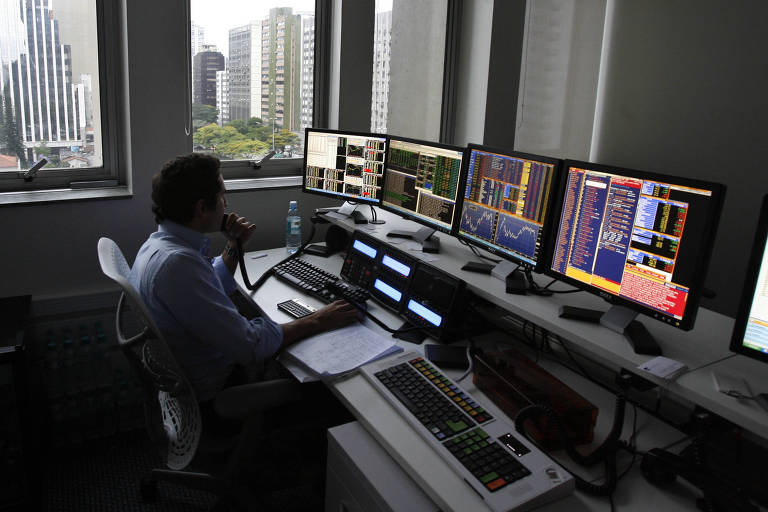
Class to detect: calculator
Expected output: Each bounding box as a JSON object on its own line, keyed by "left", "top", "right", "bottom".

{"left": 277, "top": 298, "right": 317, "bottom": 319}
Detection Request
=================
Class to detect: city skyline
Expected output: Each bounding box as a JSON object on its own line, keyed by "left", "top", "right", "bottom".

{"left": 191, "top": 0, "right": 314, "bottom": 57}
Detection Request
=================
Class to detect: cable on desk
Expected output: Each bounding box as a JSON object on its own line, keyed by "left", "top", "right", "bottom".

{"left": 234, "top": 212, "right": 320, "bottom": 293}
{"left": 536, "top": 276, "right": 583, "bottom": 294}
{"left": 454, "top": 337, "right": 478, "bottom": 384}
{"left": 551, "top": 332, "right": 592, "bottom": 380}
{"left": 678, "top": 353, "right": 736, "bottom": 377}
{"left": 457, "top": 238, "right": 502, "bottom": 264}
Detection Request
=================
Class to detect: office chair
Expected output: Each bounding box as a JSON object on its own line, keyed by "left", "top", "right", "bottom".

{"left": 96, "top": 237, "right": 303, "bottom": 511}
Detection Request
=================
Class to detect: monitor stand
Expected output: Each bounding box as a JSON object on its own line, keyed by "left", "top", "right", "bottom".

{"left": 386, "top": 226, "right": 440, "bottom": 253}
{"left": 337, "top": 202, "right": 369, "bottom": 224}
{"left": 460, "top": 259, "right": 530, "bottom": 293}
{"left": 559, "top": 304, "right": 662, "bottom": 356}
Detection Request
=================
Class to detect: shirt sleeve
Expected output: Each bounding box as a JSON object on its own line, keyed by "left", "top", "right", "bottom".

{"left": 154, "top": 251, "right": 283, "bottom": 366}
{"left": 212, "top": 255, "right": 238, "bottom": 295}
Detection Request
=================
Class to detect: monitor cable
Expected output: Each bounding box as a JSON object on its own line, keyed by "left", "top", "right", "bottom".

{"left": 514, "top": 371, "right": 634, "bottom": 496}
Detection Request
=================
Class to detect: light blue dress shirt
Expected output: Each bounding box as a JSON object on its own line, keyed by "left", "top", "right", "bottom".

{"left": 129, "top": 221, "right": 283, "bottom": 401}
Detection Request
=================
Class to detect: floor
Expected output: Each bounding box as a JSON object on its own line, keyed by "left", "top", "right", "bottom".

{"left": 37, "top": 429, "right": 326, "bottom": 512}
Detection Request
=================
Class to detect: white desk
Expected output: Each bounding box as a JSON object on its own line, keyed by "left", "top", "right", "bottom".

{"left": 314, "top": 209, "right": 768, "bottom": 442}
{"left": 233, "top": 242, "right": 760, "bottom": 511}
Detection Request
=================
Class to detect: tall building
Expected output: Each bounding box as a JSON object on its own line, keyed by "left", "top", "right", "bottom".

{"left": 0, "top": 0, "right": 86, "bottom": 161}
{"left": 192, "top": 45, "right": 224, "bottom": 107}
{"left": 216, "top": 69, "right": 229, "bottom": 126}
{"left": 228, "top": 21, "right": 262, "bottom": 121}
{"left": 191, "top": 22, "right": 205, "bottom": 59}
{"left": 262, "top": 7, "right": 302, "bottom": 131}
{"left": 371, "top": 10, "right": 392, "bottom": 133}
{"left": 190, "top": 22, "right": 205, "bottom": 102}
{"left": 299, "top": 12, "right": 314, "bottom": 131}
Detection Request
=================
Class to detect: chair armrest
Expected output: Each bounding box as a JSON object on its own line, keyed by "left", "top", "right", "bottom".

{"left": 213, "top": 378, "right": 303, "bottom": 420}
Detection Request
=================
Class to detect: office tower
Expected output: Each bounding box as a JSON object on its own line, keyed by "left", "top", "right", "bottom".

{"left": 371, "top": 9, "right": 392, "bottom": 133}
{"left": 192, "top": 45, "right": 225, "bottom": 107}
{"left": 299, "top": 12, "right": 314, "bottom": 132}
{"left": 0, "top": 0, "right": 90, "bottom": 163}
{"left": 261, "top": 7, "right": 301, "bottom": 131}
{"left": 228, "top": 21, "right": 262, "bottom": 121}
{"left": 216, "top": 69, "right": 230, "bottom": 126}
{"left": 191, "top": 21, "right": 205, "bottom": 59}
{"left": 190, "top": 21, "right": 205, "bottom": 103}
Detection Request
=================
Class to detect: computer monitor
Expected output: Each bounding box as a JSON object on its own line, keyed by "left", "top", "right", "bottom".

{"left": 547, "top": 160, "right": 725, "bottom": 354}
{"left": 303, "top": 128, "right": 388, "bottom": 222}
{"left": 380, "top": 136, "right": 466, "bottom": 252}
{"left": 730, "top": 194, "right": 768, "bottom": 366}
{"left": 455, "top": 144, "right": 561, "bottom": 290}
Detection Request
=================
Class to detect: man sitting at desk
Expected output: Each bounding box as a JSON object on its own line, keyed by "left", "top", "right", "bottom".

{"left": 129, "top": 153, "right": 359, "bottom": 404}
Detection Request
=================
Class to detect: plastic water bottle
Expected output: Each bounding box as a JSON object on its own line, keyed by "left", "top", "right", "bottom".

{"left": 286, "top": 200, "right": 301, "bottom": 254}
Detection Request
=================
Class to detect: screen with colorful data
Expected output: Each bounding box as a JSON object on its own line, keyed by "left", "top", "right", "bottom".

{"left": 456, "top": 145, "right": 560, "bottom": 271}
{"left": 548, "top": 160, "right": 724, "bottom": 330}
{"left": 381, "top": 136, "right": 465, "bottom": 233}
{"left": 303, "top": 128, "right": 387, "bottom": 204}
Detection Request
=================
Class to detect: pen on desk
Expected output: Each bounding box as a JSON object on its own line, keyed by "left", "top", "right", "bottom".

{"left": 250, "top": 253, "right": 268, "bottom": 259}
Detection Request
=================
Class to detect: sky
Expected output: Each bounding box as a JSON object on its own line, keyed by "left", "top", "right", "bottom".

{"left": 191, "top": 0, "right": 315, "bottom": 56}
{"left": 191, "top": 0, "right": 393, "bottom": 56}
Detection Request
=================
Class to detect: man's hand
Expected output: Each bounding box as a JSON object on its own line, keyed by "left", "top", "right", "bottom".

{"left": 280, "top": 300, "right": 362, "bottom": 348}
{"left": 312, "top": 299, "right": 363, "bottom": 329}
{"left": 222, "top": 212, "right": 257, "bottom": 245}
{"left": 221, "top": 212, "right": 257, "bottom": 272}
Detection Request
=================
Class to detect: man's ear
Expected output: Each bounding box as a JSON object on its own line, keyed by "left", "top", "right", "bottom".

{"left": 193, "top": 198, "right": 208, "bottom": 219}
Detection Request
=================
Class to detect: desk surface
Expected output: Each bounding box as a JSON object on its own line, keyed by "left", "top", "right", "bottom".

{"left": 313, "top": 209, "right": 768, "bottom": 442}
{"left": 234, "top": 238, "right": 764, "bottom": 511}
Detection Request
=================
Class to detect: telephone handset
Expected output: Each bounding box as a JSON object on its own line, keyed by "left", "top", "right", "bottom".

{"left": 220, "top": 213, "right": 307, "bottom": 292}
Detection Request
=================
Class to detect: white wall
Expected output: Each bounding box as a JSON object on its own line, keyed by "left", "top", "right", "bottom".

{"left": 592, "top": 0, "right": 768, "bottom": 316}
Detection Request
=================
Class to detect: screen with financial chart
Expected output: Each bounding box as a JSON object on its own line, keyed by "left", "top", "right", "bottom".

{"left": 454, "top": 145, "right": 561, "bottom": 271}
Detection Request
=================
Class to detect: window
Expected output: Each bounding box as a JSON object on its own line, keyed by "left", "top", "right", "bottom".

{"left": 190, "top": 1, "right": 318, "bottom": 180}
{"left": 369, "top": 0, "right": 450, "bottom": 142}
{"left": 0, "top": 0, "right": 123, "bottom": 194}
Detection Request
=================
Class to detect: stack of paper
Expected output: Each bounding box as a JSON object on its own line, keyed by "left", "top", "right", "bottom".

{"left": 283, "top": 323, "right": 402, "bottom": 381}
{"left": 637, "top": 356, "right": 688, "bottom": 381}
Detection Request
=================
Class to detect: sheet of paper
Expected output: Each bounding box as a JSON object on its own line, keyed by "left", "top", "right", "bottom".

{"left": 284, "top": 323, "right": 402, "bottom": 377}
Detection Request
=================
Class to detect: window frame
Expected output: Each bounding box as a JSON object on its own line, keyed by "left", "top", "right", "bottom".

{"left": 0, "top": 0, "right": 126, "bottom": 195}
{"left": 206, "top": 0, "right": 331, "bottom": 182}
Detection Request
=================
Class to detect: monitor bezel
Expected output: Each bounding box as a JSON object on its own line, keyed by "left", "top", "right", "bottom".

{"left": 302, "top": 127, "right": 388, "bottom": 206}
{"left": 544, "top": 159, "right": 725, "bottom": 331}
{"left": 453, "top": 144, "right": 562, "bottom": 273}
{"left": 380, "top": 134, "right": 468, "bottom": 235}
{"left": 730, "top": 194, "right": 768, "bottom": 364}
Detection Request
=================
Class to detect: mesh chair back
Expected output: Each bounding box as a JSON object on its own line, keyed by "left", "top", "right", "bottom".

{"left": 97, "top": 237, "right": 202, "bottom": 470}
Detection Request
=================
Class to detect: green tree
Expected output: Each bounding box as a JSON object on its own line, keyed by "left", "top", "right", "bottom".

{"left": 228, "top": 119, "right": 247, "bottom": 135}
{"left": 192, "top": 103, "right": 218, "bottom": 131}
{"left": 273, "top": 129, "right": 301, "bottom": 150}
{"left": 217, "top": 139, "right": 270, "bottom": 159}
{"left": 193, "top": 124, "right": 248, "bottom": 148}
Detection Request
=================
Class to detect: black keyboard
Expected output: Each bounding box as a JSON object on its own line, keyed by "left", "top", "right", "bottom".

{"left": 273, "top": 257, "right": 370, "bottom": 305}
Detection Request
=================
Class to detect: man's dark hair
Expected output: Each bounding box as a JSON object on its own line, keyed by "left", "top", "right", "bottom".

{"left": 151, "top": 153, "right": 222, "bottom": 224}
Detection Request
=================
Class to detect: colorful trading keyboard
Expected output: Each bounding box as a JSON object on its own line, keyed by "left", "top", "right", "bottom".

{"left": 361, "top": 352, "right": 574, "bottom": 511}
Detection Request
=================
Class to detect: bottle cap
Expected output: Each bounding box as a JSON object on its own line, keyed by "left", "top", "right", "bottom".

{"left": 289, "top": 200, "right": 297, "bottom": 209}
